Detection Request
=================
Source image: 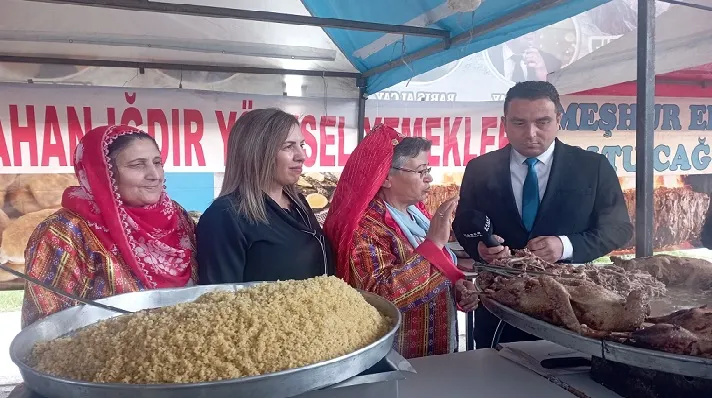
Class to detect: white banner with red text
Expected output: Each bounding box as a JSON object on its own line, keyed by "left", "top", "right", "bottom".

{"left": 1, "top": 84, "right": 712, "bottom": 179}
{"left": 1, "top": 83, "right": 712, "bottom": 276}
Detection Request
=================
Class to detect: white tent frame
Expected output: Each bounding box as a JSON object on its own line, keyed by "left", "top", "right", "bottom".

{"left": 6, "top": 0, "right": 576, "bottom": 141}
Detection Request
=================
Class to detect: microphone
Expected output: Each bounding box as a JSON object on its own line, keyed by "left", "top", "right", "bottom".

{"left": 454, "top": 209, "right": 500, "bottom": 248}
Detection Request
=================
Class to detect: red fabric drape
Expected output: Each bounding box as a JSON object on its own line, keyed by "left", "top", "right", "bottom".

{"left": 323, "top": 124, "right": 405, "bottom": 282}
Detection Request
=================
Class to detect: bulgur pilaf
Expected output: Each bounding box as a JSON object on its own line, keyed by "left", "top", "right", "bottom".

{"left": 28, "top": 276, "right": 392, "bottom": 384}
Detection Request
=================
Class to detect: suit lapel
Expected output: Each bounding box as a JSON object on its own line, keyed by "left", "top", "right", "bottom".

{"left": 533, "top": 139, "right": 566, "bottom": 231}
{"left": 493, "top": 145, "right": 526, "bottom": 231}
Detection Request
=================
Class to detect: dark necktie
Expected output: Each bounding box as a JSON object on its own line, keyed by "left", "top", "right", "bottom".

{"left": 522, "top": 158, "right": 539, "bottom": 231}
{"left": 510, "top": 54, "right": 526, "bottom": 82}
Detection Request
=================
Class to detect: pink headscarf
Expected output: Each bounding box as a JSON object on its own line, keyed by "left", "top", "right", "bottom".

{"left": 62, "top": 125, "right": 194, "bottom": 289}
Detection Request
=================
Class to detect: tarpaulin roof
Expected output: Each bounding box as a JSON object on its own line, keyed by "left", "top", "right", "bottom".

{"left": 1, "top": 0, "right": 610, "bottom": 95}
{"left": 548, "top": 0, "right": 712, "bottom": 95}
{"left": 302, "top": 0, "right": 610, "bottom": 93}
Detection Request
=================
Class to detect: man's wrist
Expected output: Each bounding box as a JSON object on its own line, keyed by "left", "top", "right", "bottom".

{"left": 558, "top": 236, "right": 574, "bottom": 260}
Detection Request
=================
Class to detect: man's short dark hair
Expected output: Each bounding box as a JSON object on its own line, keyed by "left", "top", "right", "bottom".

{"left": 503, "top": 81, "right": 562, "bottom": 115}
{"left": 391, "top": 137, "right": 432, "bottom": 169}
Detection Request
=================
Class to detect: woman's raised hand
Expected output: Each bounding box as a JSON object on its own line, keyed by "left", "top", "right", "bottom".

{"left": 426, "top": 196, "right": 458, "bottom": 249}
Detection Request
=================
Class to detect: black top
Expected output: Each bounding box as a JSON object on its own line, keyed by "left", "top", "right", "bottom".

{"left": 454, "top": 139, "right": 633, "bottom": 264}
{"left": 196, "top": 192, "right": 335, "bottom": 284}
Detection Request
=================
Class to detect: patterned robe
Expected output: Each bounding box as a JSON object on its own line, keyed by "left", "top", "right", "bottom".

{"left": 21, "top": 206, "right": 198, "bottom": 328}
{"left": 347, "top": 198, "right": 457, "bottom": 359}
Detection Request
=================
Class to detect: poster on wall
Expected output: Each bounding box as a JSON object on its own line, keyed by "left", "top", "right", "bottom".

{"left": 372, "top": 0, "right": 672, "bottom": 102}
{"left": 2, "top": 83, "right": 712, "bottom": 284}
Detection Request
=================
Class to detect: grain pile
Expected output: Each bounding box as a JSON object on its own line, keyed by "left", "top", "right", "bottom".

{"left": 28, "top": 276, "right": 392, "bottom": 384}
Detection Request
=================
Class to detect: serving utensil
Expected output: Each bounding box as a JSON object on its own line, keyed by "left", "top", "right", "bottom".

{"left": 0, "top": 263, "right": 131, "bottom": 314}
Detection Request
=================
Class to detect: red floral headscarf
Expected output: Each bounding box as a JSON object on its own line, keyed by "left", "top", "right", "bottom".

{"left": 323, "top": 124, "right": 406, "bottom": 282}
{"left": 62, "top": 125, "right": 194, "bottom": 289}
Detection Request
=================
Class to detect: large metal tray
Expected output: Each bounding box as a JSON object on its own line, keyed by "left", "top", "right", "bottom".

{"left": 482, "top": 297, "right": 712, "bottom": 379}
{"left": 10, "top": 283, "right": 402, "bottom": 398}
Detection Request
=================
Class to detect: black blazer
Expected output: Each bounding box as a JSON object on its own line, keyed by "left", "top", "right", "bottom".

{"left": 196, "top": 192, "right": 335, "bottom": 284}
{"left": 454, "top": 139, "right": 633, "bottom": 264}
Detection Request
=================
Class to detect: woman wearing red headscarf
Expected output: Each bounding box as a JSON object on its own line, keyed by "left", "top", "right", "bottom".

{"left": 323, "top": 125, "right": 478, "bottom": 359}
{"left": 20, "top": 125, "right": 198, "bottom": 327}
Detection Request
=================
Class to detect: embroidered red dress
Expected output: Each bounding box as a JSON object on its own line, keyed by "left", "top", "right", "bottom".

{"left": 21, "top": 125, "right": 198, "bottom": 328}
{"left": 21, "top": 207, "right": 198, "bottom": 328}
{"left": 348, "top": 198, "right": 459, "bottom": 358}
{"left": 324, "top": 124, "right": 464, "bottom": 359}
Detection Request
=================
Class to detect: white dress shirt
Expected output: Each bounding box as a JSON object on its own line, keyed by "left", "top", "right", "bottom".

{"left": 502, "top": 44, "right": 528, "bottom": 81}
{"left": 510, "top": 142, "right": 574, "bottom": 260}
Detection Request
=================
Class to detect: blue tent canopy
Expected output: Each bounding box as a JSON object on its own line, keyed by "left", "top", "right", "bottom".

{"left": 3, "top": 0, "right": 609, "bottom": 95}
{"left": 303, "top": 0, "right": 611, "bottom": 94}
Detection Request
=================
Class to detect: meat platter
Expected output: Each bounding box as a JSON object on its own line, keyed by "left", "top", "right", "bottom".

{"left": 10, "top": 283, "right": 403, "bottom": 398}
{"left": 481, "top": 296, "right": 712, "bottom": 379}
{"left": 474, "top": 250, "right": 712, "bottom": 379}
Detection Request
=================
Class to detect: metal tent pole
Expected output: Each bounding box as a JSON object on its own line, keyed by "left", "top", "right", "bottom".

{"left": 27, "top": 0, "right": 450, "bottom": 39}
{"left": 658, "top": 0, "right": 712, "bottom": 13}
{"left": 0, "top": 56, "right": 361, "bottom": 79}
{"left": 357, "top": 79, "right": 367, "bottom": 143}
{"left": 635, "top": 0, "right": 656, "bottom": 258}
{"left": 467, "top": 311, "right": 475, "bottom": 350}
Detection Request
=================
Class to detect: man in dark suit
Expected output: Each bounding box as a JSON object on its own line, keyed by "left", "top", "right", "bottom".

{"left": 453, "top": 81, "right": 633, "bottom": 348}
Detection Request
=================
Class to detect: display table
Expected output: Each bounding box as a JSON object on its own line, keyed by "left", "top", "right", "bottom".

{"left": 399, "top": 349, "right": 621, "bottom": 398}
{"left": 10, "top": 348, "right": 622, "bottom": 398}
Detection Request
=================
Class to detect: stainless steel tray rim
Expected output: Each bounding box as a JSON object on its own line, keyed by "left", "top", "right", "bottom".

{"left": 599, "top": 338, "right": 712, "bottom": 366}
{"left": 11, "top": 283, "right": 402, "bottom": 397}
{"left": 11, "top": 293, "right": 400, "bottom": 389}
{"left": 12, "top": 333, "right": 395, "bottom": 390}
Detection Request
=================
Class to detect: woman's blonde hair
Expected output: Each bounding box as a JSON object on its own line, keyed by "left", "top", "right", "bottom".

{"left": 219, "top": 108, "right": 300, "bottom": 223}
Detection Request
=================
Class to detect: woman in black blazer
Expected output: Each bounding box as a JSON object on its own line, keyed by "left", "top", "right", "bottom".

{"left": 196, "top": 108, "right": 334, "bottom": 284}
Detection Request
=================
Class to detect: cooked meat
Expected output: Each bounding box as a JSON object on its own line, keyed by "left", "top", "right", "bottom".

{"left": 477, "top": 271, "right": 500, "bottom": 291}
{"left": 623, "top": 306, "right": 712, "bottom": 358}
{"left": 493, "top": 249, "right": 569, "bottom": 274}
{"left": 481, "top": 250, "right": 657, "bottom": 334}
{"left": 490, "top": 276, "right": 583, "bottom": 333}
{"left": 479, "top": 249, "right": 712, "bottom": 359}
{"left": 611, "top": 255, "right": 712, "bottom": 290}
{"left": 622, "top": 187, "right": 710, "bottom": 250}
{"left": 627, "top": 324, "right": 712, "bottom": 359}
{"left": 487, "top": 249, "right": 665, "bottom": 298}
{"left": 487, "top": 275, "right": 650, "bottom": 334}
{"left": 563, "top": 264, "right": 666, "bottom": 298}
{"left": 647, "top": 305, "right": 712, "bottom": 338}
{"left": 560, "top": 278, "right": 649, "bottom": 332}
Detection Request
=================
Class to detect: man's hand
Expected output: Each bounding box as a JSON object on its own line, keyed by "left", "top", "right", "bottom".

{"left": 455, "top": 279, "right": 479, "bottom": 312}
{"left": 477, "top": 235, "right": 510, "bottom": 264}
{"left": 526, "top": 236, "right": 563, "bottom": 263}
{"left": 523, "top": 48, "right": 548, "bottom": 81}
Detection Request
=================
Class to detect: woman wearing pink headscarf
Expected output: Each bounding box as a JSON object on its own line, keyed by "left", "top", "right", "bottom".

{"left": 21, "top": 125, "right": 198, "bottom": 327}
